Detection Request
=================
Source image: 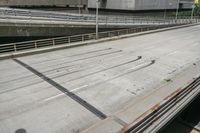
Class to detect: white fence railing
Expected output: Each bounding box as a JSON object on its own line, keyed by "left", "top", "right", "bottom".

{"left": 0, "top": 23, "right": 197, "bottom": 54}
{"left": 1, "top": 8, "right": 199, "bottom": 25}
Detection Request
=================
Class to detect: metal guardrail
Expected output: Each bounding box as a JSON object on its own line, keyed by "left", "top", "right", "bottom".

{"left": 122, "top": 75, "right": 200, "bottom": 133}
{"left": 0, "top": 23, "right": 194, "bottom": 54}
{"left": 0, "top": 15, "right": 198, "bottom": 27}
{"left": 0, "top": 8, "right": 166, "bottom": 21}
{"left": 1, "top": 8, "right": 199, "bottom": 25}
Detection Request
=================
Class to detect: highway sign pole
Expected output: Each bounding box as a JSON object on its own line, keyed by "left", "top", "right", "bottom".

{"left": 176, "top": 0, "right": 180, "bottom": 20}
{"left": 96, "top": 0, "right": 99, "bottom": 39}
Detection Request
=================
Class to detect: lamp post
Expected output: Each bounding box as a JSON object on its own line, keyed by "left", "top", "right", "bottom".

{"left": 191, "top": 3, "right": 195, "bottom": 20}
{"left": 176, "top": 0, "right": 180, "bottom": 20}
{"left": 96, "top": 0, "right": 99, "bottom": 39}
{"left": 78, "top": 0, "right": 81, "bottom": 15}
{"left": 164, "top": 1, "right": 167, "bottom": 19}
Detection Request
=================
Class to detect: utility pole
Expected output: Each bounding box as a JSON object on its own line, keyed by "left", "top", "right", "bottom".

{"left": 176, "top": 0, "right": 180, "bottom": 20}
{"left": 96, "top": 0, "right": 99, "bottom": 39}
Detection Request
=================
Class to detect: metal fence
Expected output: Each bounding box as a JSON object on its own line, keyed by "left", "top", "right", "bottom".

{"left": 0, "top": 23, "right": 196, "bottom": 54}
{"left": 1, "top": 7, "right": 199, "bottom": 25}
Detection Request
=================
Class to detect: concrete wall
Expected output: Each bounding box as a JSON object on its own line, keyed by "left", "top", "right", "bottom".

{"left": 0, "top": 0, "right": 193, "bottom": 10}
{"left": 135, "top": 0, "right": 177, "bottom": 10}
{"left": 0, "top": 0, "right": 88, "bottom": 7}
{"left": 88, "top": 0, "right": 193, "bottom": 10}
{"left": 0, "top": 25, "right": 121, "bottom": 44}
{"left": 88, "top": 0, "right": 135, "bottom": 10}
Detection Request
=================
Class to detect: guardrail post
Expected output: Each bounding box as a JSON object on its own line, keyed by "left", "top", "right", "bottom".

{"left": 52, "top": 39, "right": 55, "bottom": 46}
{"left": 82, "top": 35, "right": 84, "bottom": 42}
{"left": 35, "top": 41, "right": 37, "bottom": 48}
{"left": 106, "top": 16, "right": 108, "bottom": 25}
{"left": 108, "top": 32, "right": 111, "bottom": 37}
{"left": 14, "top": 10, "right": 16, "bottom": 16}
{"left": 14, "top": 44, "right": 17, "bottom": 52}
{"left": 68, "top": 37, "right": 71, "bottom": 44}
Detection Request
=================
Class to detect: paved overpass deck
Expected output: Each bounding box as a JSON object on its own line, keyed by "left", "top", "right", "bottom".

{"left": 0, "top": 7, "right": 197, "bottom": 28}
{"left": 0, "top": 7, "right": 198, "bottom": 38}
{"left": 0, "top": 25, "right": 200, "bottom": 133}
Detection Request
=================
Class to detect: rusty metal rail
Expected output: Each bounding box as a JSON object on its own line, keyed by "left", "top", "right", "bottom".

{"left": 122, "top": 76, "right": 200, "bottom": 133}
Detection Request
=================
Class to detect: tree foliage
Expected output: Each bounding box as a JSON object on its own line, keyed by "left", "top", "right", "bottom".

{"left": 194, "top": 4, "right": 200, "bottom": 16}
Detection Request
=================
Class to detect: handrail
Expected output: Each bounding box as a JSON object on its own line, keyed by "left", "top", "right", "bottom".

{"left": 0, "top": 15, "right": 197, "bottom": 27}
{"left": 1, "top": 7, "right": 199, "bottom": 24}
{"left": 1, "top": 7, "right": 199, "bottom": 20}
{"left": 0, "top": 22, "right": 196, "bottom": 54}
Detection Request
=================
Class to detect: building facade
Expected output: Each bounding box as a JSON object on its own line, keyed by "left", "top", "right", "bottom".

{"left": 0, "top": 0, "right": 195, "bottom": 11}
{"left": 88, "top": 0, "right": 194, "bottom": 10}
{"left": 0, "top": 0, "right": 88, "bottom": 9}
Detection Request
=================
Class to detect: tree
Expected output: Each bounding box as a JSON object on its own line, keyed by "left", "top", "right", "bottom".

{"left": 194, "top": 3, "right": 200, "bottom": 16}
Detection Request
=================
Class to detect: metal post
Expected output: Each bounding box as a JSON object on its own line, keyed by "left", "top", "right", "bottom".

{"left": 78, "top": 0, "right": 81, "bottom": 16}
{"left": 68, "top": 37, "right": 71, "bottom": 43}
{"left": 108, "top": 31, "right": 111, "bottom": 37}
{"left": 35, "top": 41, "right": 37, "bottom": 48}
{"left": 176, "top": 0, "right": 180, "bottom": 20}
{"left": 164, "top": 0, "right": 167, "bottom": 20}
{"left": 78, "top": 7, "right": 81, "bottom": 15}
{"left": 82, "top": 35, "right": 84, "bottom": 42}
{"left": 14, "top": 44, "right": 17, "bottom": 52}
{"left": 52, "top": 39, "right": 55, "bottom": 46}
{"left": 191, "top": 3, "right": 195, "bottom": 20}
{"left": 96, "top": 0, "right": 99, "bottom": 39}
{"left": 106, "top": 16, "right": 108, "bottom": 25}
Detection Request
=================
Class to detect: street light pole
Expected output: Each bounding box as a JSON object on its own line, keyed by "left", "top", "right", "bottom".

{"left": 164, "top": 0, "right": 167, "bottom": 19}
{"left": 176, "top": 0, "right": 180, "bottom": 20}
{"left": 191, "top": 3, "right": 195, "bottom": 20}
{"left": 96, "top": 0, "right": 99, "bottom": 39}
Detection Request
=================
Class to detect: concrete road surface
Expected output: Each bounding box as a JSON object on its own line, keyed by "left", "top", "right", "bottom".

{"left": 0, "top": 25, "right": 200, "bottom": 133}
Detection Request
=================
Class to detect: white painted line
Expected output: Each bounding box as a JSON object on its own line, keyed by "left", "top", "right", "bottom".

{"left": 70, "top": 84, "right": 89, "bottom": 93}
{"left": 44, "top": 93, "right": 65, "bottom": 102}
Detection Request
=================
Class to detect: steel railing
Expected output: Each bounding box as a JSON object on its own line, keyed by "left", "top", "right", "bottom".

{"left": 0, "top": 23, "right": 196, "bottom": 55}
{"left": 123, "top": 76, "right": 200, "bottom": 133}
{"left": 1, "top": 7, "right": 199, "bottom": 25}
{"left": 0, "top": 14, "right": 199, "bottom": 27}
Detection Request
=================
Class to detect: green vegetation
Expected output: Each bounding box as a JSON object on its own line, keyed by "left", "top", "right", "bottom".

{"left": 168, "top": 4, "right": 200, "bottom": 18}
{"left": 194, "top": 4, "right": 200, "bottom": 16}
